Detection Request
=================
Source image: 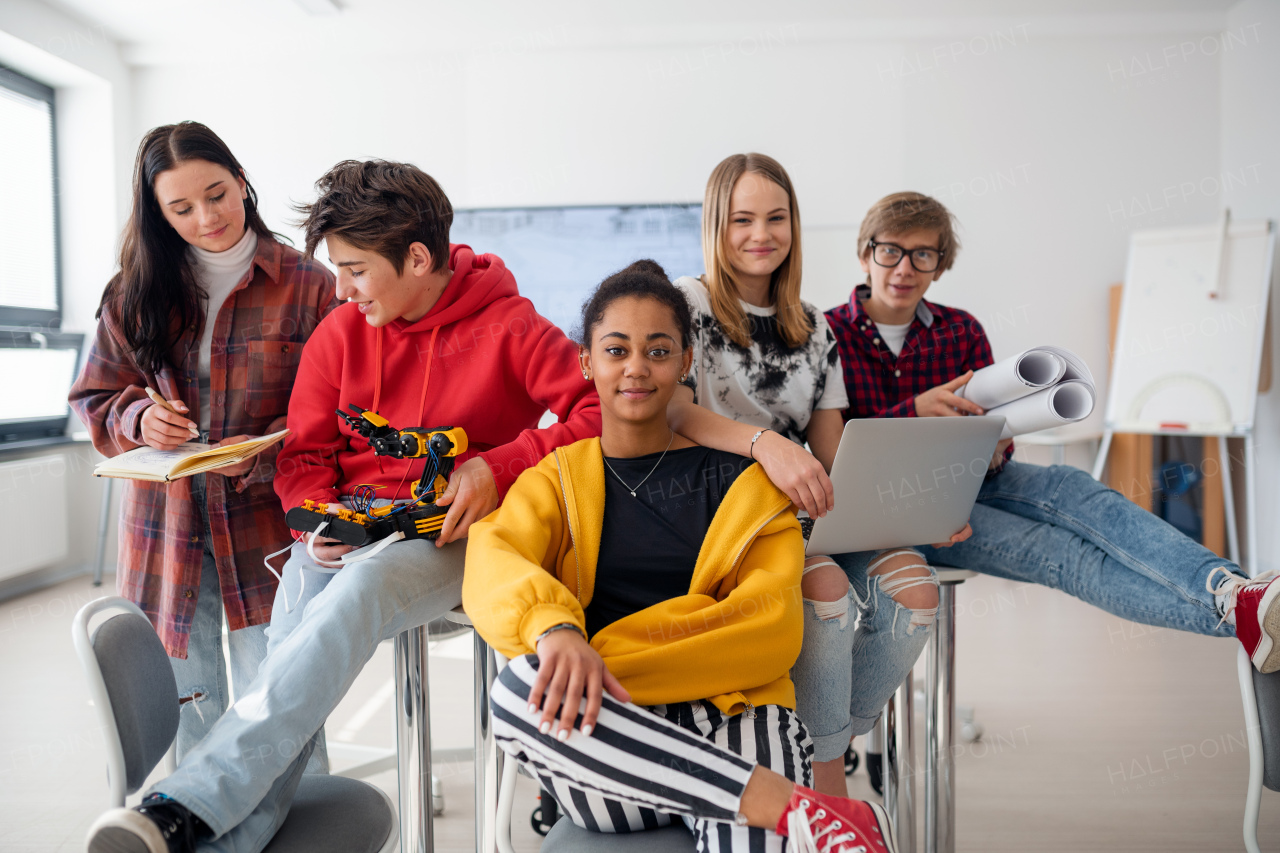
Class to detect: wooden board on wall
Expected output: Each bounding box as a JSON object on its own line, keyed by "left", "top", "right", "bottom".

{"left": 1107, "top": 283, "right": 1226, "bottom": 555}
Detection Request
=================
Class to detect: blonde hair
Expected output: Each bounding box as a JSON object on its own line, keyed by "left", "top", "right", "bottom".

{"left": 857, "top": 192, "right": 961, "bottom": 274}
{"left": 701, "top": 153, "right": 812, "bottom": 349}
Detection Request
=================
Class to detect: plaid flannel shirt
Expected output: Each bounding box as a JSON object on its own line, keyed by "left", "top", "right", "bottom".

{"left": 69, "top": 237, "right": 338, "bottom": 658}
{"left": 824, "top": 285, "right": 1014, "bottom": 462}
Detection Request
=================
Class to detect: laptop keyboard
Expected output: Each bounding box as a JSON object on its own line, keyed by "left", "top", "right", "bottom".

{"left": 799, "top": 516, "right": 815, "bottom": 541}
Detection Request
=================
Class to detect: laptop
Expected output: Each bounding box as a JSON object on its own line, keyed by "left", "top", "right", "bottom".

{"left": 803, "top": 416, "right": 1005, "bottom": 556}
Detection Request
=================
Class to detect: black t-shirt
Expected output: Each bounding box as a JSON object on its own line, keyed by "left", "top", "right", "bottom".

{"left": 585, "top": 445, "right": 752, "bottom": 639}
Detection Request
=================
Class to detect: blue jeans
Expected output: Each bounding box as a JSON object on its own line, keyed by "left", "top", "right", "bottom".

{"left": 917, "top": 461, "right": 1240, "bottom": 637}
{"left": 792, "top": 549, "right": 936, "bottom": 762}
{"left": 154, "top": 535, "right": 465, "bottom": 852}
{"left": 170, "top": 546, "right": 268, "bottom": 761}
{"left": 171, "top": 475, "right": 269, "bottom": 761}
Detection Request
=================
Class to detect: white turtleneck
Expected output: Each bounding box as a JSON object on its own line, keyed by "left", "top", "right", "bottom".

{"left": 189, "top": 229, "right": 258, "bottom": 432}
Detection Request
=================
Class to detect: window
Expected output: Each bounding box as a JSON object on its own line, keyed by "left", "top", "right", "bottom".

{"left": 0, "top": 66, "right": 60, "bottom": 328}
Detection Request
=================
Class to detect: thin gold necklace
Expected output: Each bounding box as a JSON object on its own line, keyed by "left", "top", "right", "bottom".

{"left": 602, "top": 430, "right": 675, "bottom": 498}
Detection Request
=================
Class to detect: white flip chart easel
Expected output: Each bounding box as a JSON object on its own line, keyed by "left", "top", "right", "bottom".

{"left": 1091, "top": 212, "right": 1274, "bottom": 573}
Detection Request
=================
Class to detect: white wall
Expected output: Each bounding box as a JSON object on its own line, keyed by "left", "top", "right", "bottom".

{"left": 1221, "top": 0, "right": 1279, "bottom": 573}
{"left": 130, "top": 19, "right": 1226, "bottom": 426}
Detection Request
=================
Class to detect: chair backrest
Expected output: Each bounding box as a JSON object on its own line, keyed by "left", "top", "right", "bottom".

{"left": 72, "top": 597, "right": 180, "bottom": 801}
{"left": 1254, "top": 668, "right": 1280, "bottom": 792}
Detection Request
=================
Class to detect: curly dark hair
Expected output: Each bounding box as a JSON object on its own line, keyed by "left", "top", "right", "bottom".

{"left": 577, "top": 259, "right": 693, "bottom": 349}
{"left": 294, "top": 159, "right": 452, "bottom": 274}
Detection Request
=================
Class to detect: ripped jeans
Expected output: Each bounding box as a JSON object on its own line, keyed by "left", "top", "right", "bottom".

{"left": 170, "top": 549, "right": 269, "bottom": 761}
{"left": 791, "top": 548, "right": 937, "bottom": 762}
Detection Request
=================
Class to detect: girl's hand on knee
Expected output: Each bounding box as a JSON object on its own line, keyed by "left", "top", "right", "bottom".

{"left": 529, "top": 628, "right": 628, "bottom": 739}
{"left": 932, "top": 521, "right": 972, "bottom": 548}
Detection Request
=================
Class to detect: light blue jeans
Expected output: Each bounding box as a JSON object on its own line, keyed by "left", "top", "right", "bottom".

{"left": 917, "top": 461, "right": 1241, "bottom": 637}
{"left": 792, "top": 549, "right": 937, "bottom": 762}
{"left": 154, "top": 535, "right": 465, "bottom": 852}
{"left": 170, "top": 548, "right": 268, "bottom": 761}
{"left": 171, "top": 474, "right": 269, "bottom": 761}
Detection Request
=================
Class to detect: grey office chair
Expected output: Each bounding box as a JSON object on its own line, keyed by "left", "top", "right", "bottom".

{"left": 1239, "top": 647, "right": 1280, "bottom": 853}
{"left": 72, "top": 596, "right": 398, "bottom": 853}
{"left": 541, "top": 819, "right": 696, "bottom": 852}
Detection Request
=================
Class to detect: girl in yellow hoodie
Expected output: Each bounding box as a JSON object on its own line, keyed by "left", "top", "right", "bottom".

{"left": 464, "top": 260, "right": 896, "bottom": 853}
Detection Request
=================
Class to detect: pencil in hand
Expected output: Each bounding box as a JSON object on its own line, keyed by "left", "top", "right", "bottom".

{"left": 144, "top": 386, "right": 201, "bottom": 439}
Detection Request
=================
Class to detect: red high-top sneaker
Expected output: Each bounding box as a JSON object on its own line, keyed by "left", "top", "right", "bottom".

{"left": 775, "top": 785, "right": 897, "bottom": 853}
{"left": 1209, "top": 567, "right": 1280, "bottom": 673}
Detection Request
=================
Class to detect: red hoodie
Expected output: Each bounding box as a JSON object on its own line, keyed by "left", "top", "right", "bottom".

{"left": 275, "top": 244, "right": 600, "bottom": 511}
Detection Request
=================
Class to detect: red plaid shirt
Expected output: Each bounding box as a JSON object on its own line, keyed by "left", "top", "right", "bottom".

{"left": 825, "top": 287, "right": 1016, "bottom": 468}
{"left": 825, "top": 286, "right": 997, "bottom": 419}
{"left": 69, "top": 237, "right": 337, "bottom": 658}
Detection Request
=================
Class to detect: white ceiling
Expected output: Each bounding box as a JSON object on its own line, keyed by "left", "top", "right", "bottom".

{"left": 44, "top": 0, "right": 1241, "bottom": 65}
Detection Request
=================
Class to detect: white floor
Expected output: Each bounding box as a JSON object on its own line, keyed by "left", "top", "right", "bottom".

{"left": 2, "top": 571, "right": 1277, "bottom": 852}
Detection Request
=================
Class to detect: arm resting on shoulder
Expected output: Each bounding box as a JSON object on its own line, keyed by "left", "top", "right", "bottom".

{"left": 478, "top": 322, "right": 601, "bottom": 498}
{"left": 666, "top": 385, "right": 761, "bottom": 456}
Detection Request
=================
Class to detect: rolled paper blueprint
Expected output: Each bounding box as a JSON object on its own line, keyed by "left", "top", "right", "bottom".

{"left": 989, "top": 379, "right": 1096, "bottom": 439}
{"left": 955, "top": 349, "right": 1066, "bottom": 409}
{"left": 954, "top": 345, "right": 1096, "bottom": 437}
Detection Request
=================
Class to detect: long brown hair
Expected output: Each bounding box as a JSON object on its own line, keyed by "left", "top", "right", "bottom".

{"left": 701, "top": 153, "right": 812, "bottom": 349}
{"left": 99, "top": 122, "right": 277, "bottom": 373}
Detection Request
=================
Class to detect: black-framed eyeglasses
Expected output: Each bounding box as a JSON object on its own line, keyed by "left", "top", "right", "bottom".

{"left": 869, "top": 240, "right": 944, "bottom": 273}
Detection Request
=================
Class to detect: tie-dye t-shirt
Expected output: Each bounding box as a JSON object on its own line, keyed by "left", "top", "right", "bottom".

{"left": 676, "top": 276, "right": 848, "bottom": 445}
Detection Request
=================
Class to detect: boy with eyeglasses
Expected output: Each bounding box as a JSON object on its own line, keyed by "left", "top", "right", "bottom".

{"left": 824, "top": 191, "right": 1280, "bottom": 673}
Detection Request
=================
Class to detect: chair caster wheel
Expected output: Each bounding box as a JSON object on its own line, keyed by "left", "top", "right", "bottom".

{"left": 431, "top": 775, "right": 444, "bottom": 816}
{"left": 961, "top": 721, "right": 984, "bottom": 742}
{"left": 844, "top": 743, "right": 860, "bottom": 776}
{"left": 532, "top": 787, "right": 560, "bottom": 836}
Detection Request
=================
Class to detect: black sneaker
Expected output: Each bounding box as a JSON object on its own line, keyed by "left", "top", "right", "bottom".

{"left": 866, "top": 751, "right": 883, "bottom": 794}
{"left": 866, "top": 738, "right": 897, "bottom": 796}
{"left": 86, "top": 794, "right": 210, "bottom": 853}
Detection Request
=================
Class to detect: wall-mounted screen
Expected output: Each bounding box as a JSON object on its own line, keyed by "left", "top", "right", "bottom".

{"left": 449, "top": 204, "right": 704, "bottom": 335}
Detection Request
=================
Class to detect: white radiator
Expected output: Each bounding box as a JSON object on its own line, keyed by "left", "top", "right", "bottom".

{"left": 0, "top": 453, "right": 69, "bottom": 581}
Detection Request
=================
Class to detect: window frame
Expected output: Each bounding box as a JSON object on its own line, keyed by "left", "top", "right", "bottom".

{"left": 0, "top": 65, "right": 62, "bottom": 330}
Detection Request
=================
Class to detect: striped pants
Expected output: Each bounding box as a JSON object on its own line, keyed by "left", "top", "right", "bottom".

{"left": 493, "top": 655, "right": 813, "bottom": 852}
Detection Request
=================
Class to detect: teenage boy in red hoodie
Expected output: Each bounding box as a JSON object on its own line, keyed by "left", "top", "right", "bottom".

{"left": 87, "top": 160, "right": 601, "bottom": 853}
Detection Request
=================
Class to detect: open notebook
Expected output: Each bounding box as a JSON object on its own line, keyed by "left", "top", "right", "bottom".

{"left": 93, "top": 430, "right": 290, "bottom": 482}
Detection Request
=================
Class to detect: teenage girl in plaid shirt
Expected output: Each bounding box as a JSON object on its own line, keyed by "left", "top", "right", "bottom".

{"left": 825, "top": 191, "right": 1280, "bottom": 676}
{"left": 665, "top": 154, "right": 969, "bottom": 796}
{"left": 69, "top": 123, "right": 337, "bottom": 760}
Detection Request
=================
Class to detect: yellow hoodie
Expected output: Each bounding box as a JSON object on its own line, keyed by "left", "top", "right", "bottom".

{"left": 463, "top": 436, "right": 804, "bottom": 716}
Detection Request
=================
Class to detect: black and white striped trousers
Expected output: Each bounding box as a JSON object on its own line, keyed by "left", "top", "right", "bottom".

{"left": 493, "top": 655, "right": 813, "bottom": 852}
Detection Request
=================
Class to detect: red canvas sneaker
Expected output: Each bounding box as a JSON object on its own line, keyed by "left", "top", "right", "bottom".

{"left": 1209, "top": 567, "right": 1280, "bottom": 673}
{"left": 775, "top": 784, "right": 897, "bottom": 853}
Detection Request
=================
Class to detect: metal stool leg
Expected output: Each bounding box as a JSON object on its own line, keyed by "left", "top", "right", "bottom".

{"left": 925, "top": 582, "right": 957, "bottom": 853}
{"left": 882, "top": 667, "right": 916, "bottom": 853}
{"left": 93, "top": 477, "right": 113, "bottom": 586}
{"left": 474, "top": 629, "right": 505, "bottom": 853}
{"left": 396, "top": 626, "right": 435, "bottom": 853}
